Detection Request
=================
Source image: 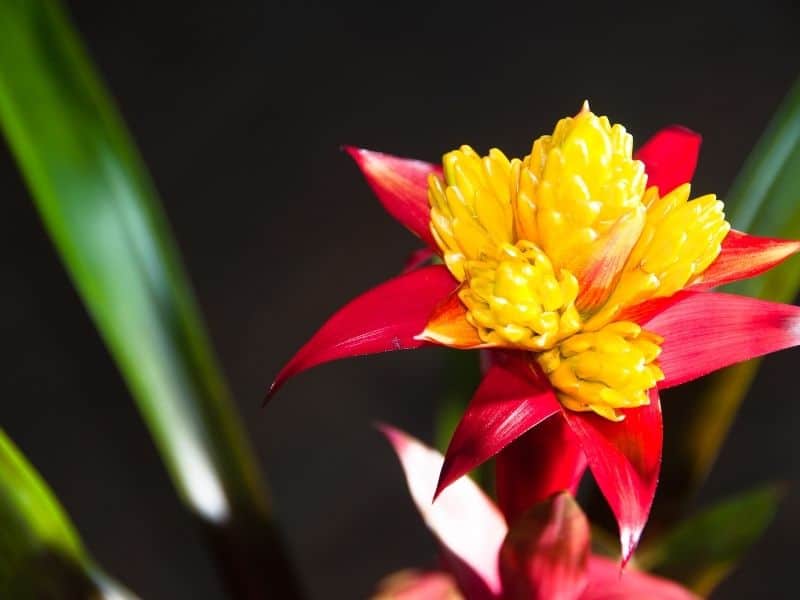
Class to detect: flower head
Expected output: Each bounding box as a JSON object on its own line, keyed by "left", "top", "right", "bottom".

{"left": 268, "top": 104, "right": 800, "bottom": 561}
{"left": 423, "top": 104, "right": 729, "bottom": 420}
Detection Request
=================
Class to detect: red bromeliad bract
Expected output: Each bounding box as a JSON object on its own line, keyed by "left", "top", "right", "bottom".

{"left": 374, "top": 425, "right": 699, "bottom": 600}
{"left": 268, "top": 105, "right": 800, "bottom": 562}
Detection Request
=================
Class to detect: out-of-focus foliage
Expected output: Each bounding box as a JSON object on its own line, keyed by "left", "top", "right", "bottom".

{"left": 637, "top": 485, "right": 783, "bottom": 596}
{"left": 435, "top": 351, "right": 493, "bottom": 490}
{"left": 435, "top": 351, "right": 482, "bottom": 453}
{"left": 682, "top": 77, "right": 800, "bottom": 491}
{"left": 0, "top": 1, "right": 301, "bottom": 596}
{"left": 0, "top": 428, "right": 136, "bottom": 599}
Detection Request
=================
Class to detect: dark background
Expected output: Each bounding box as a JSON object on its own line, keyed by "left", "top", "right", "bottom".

{"left": 1, "top": 1, "right": 798, "bottom": 598}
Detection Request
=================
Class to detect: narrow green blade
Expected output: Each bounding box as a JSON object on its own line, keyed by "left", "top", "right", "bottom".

{"left": 0, "top": 428, "right": 137, "bottom": 599}
{"left": 637, "top": 485, "right": 782, "bottom": 596}
{"left": 0, "top": 1, "right": 301, "bottom": 596}
{"left": 679, "top": 77, "right": 800, "bottom": 492}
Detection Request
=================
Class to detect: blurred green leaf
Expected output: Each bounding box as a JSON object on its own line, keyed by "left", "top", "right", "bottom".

{"left": 589, "top": 525, "right": 618, "bottom": 559}
{"left": 0, "top": 428, "right": 136, "bottom": 599}
{"left": 638, "top": 484, "right": 782, "bottom": 596}
{"left": 0, "top": 1, "right": 301, "bottom": 596}
{"left": 724, "top": 78, "right": 800, "bottom": 246}
{"left": 435, "top": 351, "right": 481, "bottom": 453}
{"left": 679, "top": 76, "right": 800, "bottom": 492}
{"left": 435, "top": 351, "right": 493, "bottom": 490}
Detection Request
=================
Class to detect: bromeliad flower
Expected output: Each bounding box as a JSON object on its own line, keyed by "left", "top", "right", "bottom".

{"left": 374, "top": 425, "right": 699, "bottom": 600}
{"left": 269, "top": 104, "right": 800, "bottom": 560}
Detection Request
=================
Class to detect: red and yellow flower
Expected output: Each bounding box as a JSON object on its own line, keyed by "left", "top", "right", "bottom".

{"left": 269, "top": 104, "right": 800, "bottom": 561}
{"left": 374, "top": 425, "right": 698, "bottom": 600}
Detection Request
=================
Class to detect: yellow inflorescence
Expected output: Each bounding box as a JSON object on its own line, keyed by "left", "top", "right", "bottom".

{"left": 459, "top": 242, "right": 581, "bottom": 350}
{"left": 426, "top": 103, "right": 729, "bottom": 420}
{"left": 585, "top": 184, "right": 730, "bottom": 329}
{"left": 513, "top": 105, "right": 647, "bottom": 272}
{"left": 428, "top": 145, "right": 515, "bottom": 282}
{"left": 537, "top": 321, "right": 664, "bottom": 421}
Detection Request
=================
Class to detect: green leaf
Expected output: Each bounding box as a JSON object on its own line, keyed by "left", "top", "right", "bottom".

{"left": 724, "top": 78, "right": 800, "bottom": 240}
{"left": 435, "top": 351, "right": 481, "bottom": 453}
{"left": 0, "top": 428, "right": 136, "bottom": 599}
{"left": 637, "top": 484, "right": 783, "bottom": 596}
{"left": 0, "top": 1, "right": 301, "bottom": 596}
{"left": 434, "top": 350, "right": 494, "bottom": 490}
{"left": 725, "top": 75, "right": 800, "bottom": 301}
{"left": 676, "top": 76, "right": 800, "bottom": 492}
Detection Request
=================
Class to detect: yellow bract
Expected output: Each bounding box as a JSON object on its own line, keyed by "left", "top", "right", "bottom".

{"left": 426, "top": 103, "right": 729, "bottom": 420}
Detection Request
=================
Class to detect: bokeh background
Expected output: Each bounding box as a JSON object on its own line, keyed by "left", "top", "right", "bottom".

{"left": 2, "top": 1, "right": 799, "bottom": 598}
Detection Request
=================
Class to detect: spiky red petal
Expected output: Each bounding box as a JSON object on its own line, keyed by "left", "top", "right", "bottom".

{"left": 436, "top": 354, "right": 561, "bottom": 500}
{"left": 345, "top": 147, "right": 439, "bottom": 248}
{"left": 268, "top": 265, "right": 456, "bottom": 397}
{"left": 643, "top": 291, "right": 800, "bottom": 389}
{"left": 692, "top": 229, "right": 800, "bottom": 289}
{"left": 562, "top": 391, "right": 663, "bottom": 564}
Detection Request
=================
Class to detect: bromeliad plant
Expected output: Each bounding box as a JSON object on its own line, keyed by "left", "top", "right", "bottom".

{"left": 373, "top": 425, "right": 697, "bottom": 600}
{"left": 270, "top": 103, "right": 800, "bottom": 561}
{"left": 2, "top": 1, "right": 799, "bottom": 596}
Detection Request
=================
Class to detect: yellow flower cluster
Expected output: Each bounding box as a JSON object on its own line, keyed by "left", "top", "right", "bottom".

{"left": 427, "top": 104, "right": 729, "bottom": 420}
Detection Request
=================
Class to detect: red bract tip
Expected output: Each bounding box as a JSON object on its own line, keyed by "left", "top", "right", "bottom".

{"left": 435, "top": 355, "right": 560, "bottom": 502}
{"left": 635, "top": 125, "right": 702, "bottom": 195}
{"left": 343, "top": 145, "right": 440, "bottom": 249}
{"left": 266, "top": 265, "right": 457, "bottom": 400}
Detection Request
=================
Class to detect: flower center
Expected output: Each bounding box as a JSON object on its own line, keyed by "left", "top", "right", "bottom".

{"left": 460, "top": 241, "right": 581, "bottom": 350}
{"left": 426, "top": 103, "right": 729, "bottom": 420}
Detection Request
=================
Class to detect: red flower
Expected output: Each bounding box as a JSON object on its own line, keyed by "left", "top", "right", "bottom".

{"left": 374, "top": 425, "right": 699, "bottom": 600}
{"left": 269, "top": 108, "right": 800, "bottom": 561}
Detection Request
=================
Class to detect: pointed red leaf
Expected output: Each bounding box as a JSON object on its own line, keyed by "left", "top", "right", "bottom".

{"left": 268, "top": 265, "right": 457, "bottom": 397}
{"left": 582, "top": 556, "right": 700, "bottom": 600}
{"left": 345, "top": 147, "right": 440, "bottom": 248}
{"left": 691, "top": 229, "right": 800, "bottom": 290}
{"left": 436, "top": 355, "right": 561, "bottom": 499}
{"left": 634, "top": 126, "right": 701, "bottom": 195}
{"left": 641, "top": 291, "right": 800, "bottom": 389}
{"left": 496, "top": 416, "right": 587, "bottom": 526}
{"left": 402, "top": 247, "right": 436, "bottom": 273}
{"left": 499, "top": 493, "right": 590, "bottom": 600}
{"left": 563, "top": 391, "right": 663, "bottom": 564}
{"left": 380, "top": 424, "right": 507, "bottom": 599}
